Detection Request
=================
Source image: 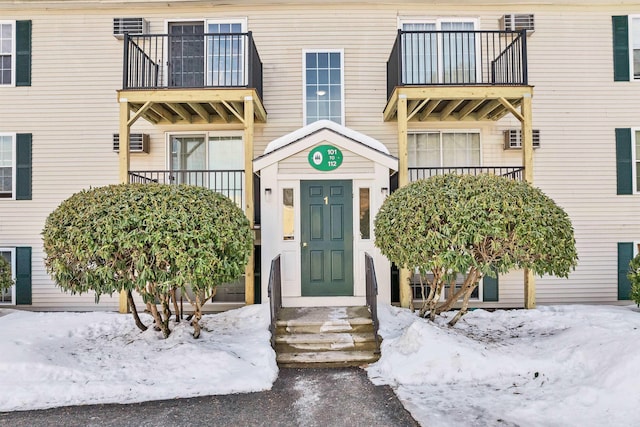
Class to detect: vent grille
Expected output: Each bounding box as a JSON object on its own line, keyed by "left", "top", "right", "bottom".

{"left": 503, "top": 129, "right": 540, "bottom": 150}
{"left": 501, "top": 14, "right": 535, "bottom": 32}
{"left": 113, "top": 134, "right": 150, "bottom": 153}
{"left": 113, "top": 18, "right": 148, "bottom": 39}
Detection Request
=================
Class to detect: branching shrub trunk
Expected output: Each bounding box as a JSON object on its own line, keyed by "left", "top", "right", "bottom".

{"left": 375, "top": 174, "right": 578, "bottom": 327}
{"left": 42, "top": 184, "right": 253, "bottom": 339}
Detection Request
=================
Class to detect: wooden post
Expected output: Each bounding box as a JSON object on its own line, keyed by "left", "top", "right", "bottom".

{"left": 397, "top": 94, "right": 412, "bottom": 308}
{"left": 244, "top": 96, "right": 255, "bottom": 305}
{"left": 521, "top": 93, "right": 536, "bottom": 309}
{"left": 118, "top": 99, "right": 131, "bottom": 314}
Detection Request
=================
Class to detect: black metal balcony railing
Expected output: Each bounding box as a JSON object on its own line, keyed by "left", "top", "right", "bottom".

{"left": 123, "top": 32, "right": 263, "bottom": 100}
{"left": 409, "top": 166, "right": 524, "bottom": 181}
{"left": 129, "top": 169, "right": 244, "bottom": 204}
{"left": 387, "top": 29, "right": 528, "bottom": 99}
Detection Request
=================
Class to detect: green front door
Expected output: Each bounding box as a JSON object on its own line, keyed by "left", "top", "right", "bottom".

{"left": 301, "top": 180, "right": 353, "bottom": 296}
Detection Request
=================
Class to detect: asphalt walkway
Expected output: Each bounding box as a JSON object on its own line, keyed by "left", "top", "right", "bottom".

{"left": 0, "top": 367, "right": 418, "bottom": 427}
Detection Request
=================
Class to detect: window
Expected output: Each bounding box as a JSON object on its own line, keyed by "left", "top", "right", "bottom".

{"left": 283, "top": 188, "right": 294, "bottom": 240}
{"left": 632, "top": 16, "right": 640, "bottom": 79}
{"left": 0, "top": 248, "right": 15, "bottom": 304}
{"left": 0, "top": 133, "right": 15, "bottom": 199}
{"left": 0, "top": 21, "right": 14, "bottom": 86}
{"left": 411, "top": 271, "right": 482, "bottom": 302}
{"left": 167, "top": 19, "right": 246, "bottom": 88}
{"left": 304, "top": 50, "right": 344, "bottom": 125}
{"left": 359, "top": 188, "right": 370, "bottom": 239}
{"left": 633, "top": 129, "right": 640, "bottom": 193}
{"left": 207, "top": 21, "right": 245, "bottom": 86}
{"left": 0, "top": 21, "right": 29, "bottom": 87}
{"left": 169, "top": 133, "right": 244, "bottom": 206}
{"left": 408, "top": 131, "right": 480, "bottom": 168}
{"left": 401, "top": 19, "right": 477, "bottom": 85}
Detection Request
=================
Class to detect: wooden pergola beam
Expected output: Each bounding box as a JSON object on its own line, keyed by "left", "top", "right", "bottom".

{"left": 222, "top": 100, "right": 245, "bottom": 123}
{"left": 440, "top": 99, "right": 463, "bottom": 120}
{"left": 476, "top": 100, "right": 501, "bottom": 120}
{"left": 498, "top": 97, "right": 524, "bottom": 122}
{"left": 189, "top": 102, "right": 211, "bottom": 122}
{"left": 457, "top": 99, "right": 484, "bottom": 120}
{"left": 418, "top": 99, "right": 441, "bottom": 121}
{"left": 407, "top": 98, "right": 429, "bottom": 121}
{"left": 127, "top": 100, "right": 153, "bottom": 127}
{"left": 149, "top": 104, "right": 175, "bottom": 123}
{"left": 166, "top": 103, "right": 192, "bottom": 123}
{"left": 209, "top": 102, "right": 230, "bottom": 123}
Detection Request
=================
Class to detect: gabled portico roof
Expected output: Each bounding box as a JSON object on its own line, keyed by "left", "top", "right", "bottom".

{"left": 254, "top": 120, "right": 398, "bottom": 172}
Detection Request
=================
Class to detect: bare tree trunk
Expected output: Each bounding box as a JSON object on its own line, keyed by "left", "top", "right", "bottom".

{"left": 171, "top": 287, "right": 181, "bottom": 322}
{"left": 127, "top": 290, "right": 147, "bottom": 331}
{"left": 437, "top": 268, "right": 480, "bottom": 314}
{"left": 148, "top": 302, "right": 170, "bottom": 338}
{"left": 448, "top": 285, "right": 476, "bottom": 327}
{"left": 440, "top": 276, "right": 459, "bottom": 312}
{"left": 192, "top": 293, "right": 202, "bottom": 339}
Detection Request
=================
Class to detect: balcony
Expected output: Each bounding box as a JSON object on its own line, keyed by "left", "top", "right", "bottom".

{"left": 128, "top": 170, "right": 262, "bottom": 225}
{"left": 118, "top": 32, "right": 266, "bottom": 125}
{"left": 130, "top": 168, "right": 244, "bottom": 201}
{"left": 409, "top": 166, "right": 524, "bottom": 181}
{"left": 384, "top": 29, "right": 532, "bottom": 122}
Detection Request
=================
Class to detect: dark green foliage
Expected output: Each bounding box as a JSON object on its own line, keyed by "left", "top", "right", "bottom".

{"left": 374, "top": 174, "right": 578, "bottom": 322}
{"left": 0, "top": 255, "right": 13, "bottom": 292}
{"left": 628, "top": 254, "right": 640, "bottom": 307}
{"left": 42, "top": 184, "right": 253, "bottom": 337}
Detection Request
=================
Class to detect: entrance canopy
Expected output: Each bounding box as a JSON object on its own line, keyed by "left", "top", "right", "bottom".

{"left": 254, "top": 120, "right": 397, "bottom": 172}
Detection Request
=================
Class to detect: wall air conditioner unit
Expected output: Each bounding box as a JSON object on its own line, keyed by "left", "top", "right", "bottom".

{"left": 113, "top": 133, "right": 150, "bottom": 153}
{"left": 501, "top": 14, "right": 535, "bottom": 33}
{"left": 113, "top": 18, "right": 149, "bottom": 39}
{"left": 503, "top": 129, "right": 540, "bottom": 150}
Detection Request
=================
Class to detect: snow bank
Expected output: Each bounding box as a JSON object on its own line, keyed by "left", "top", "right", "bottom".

{"left": 0, "top": 305, "right": 278, "bottom": 411}
{"left": 368, "top": 304, "right": 640, "bottom": 427}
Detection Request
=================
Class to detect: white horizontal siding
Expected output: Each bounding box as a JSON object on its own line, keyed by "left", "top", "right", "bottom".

{"left": 0, "top": 3, "right": 639, "bottom": 309}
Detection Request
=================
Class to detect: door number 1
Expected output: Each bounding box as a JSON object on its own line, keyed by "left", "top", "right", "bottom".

{"left": 323, "top": 196, "right": 328, "bottom": 205}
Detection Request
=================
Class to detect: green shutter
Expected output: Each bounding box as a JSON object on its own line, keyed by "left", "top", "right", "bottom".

{"left": 483, "top": 272, "right": 499, "bottom": 302}
{"left": 15, "top": 20, "right": 31, "bottom": 87}
{"left": 15, "top": 247, "right": 32, "bottom": 305}
{"left": 16, "top": 133, "right": 32, "bottom": 200}
{"left": 612, "top": 16, "right": 630, "bottom": 82}
{"left": 616, "top": 128, "right": 633, "bottom": 195}
{"left": 618, "top": 242, "right": 634, "bottom": 300}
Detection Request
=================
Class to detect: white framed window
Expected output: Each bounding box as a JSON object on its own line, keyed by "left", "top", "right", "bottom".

{"left": 399, "top": 18, "right": 479, "bottom": 84}
{"left": 632, "top": 128, "right": 640, "bottom": 193}
{"left": 630, "top": 15, "right": 640, "bottom": 80}
{"left": 411, "top": 270, "right": 483, "bottom": 302}
{"left": 165, "top": 18, "right": 247, "bottom": 87}
{"left": 408, "top": 131, "right": 481, "bottom": 168}
{"left": 167, "top": 132, "right": 245, "bottom": 207}
{"left": 303, "top": 49, "right": 344, "bottom": 125}
{"left": 0, "top": 21, "right": 15, "bottom": 86}
{"left": 0, "top": 133, "right": 16, "bottom": 199}
{"left": 0, "top": 248, "right": 15, "bottom": 304}
{"left": 206, "top": 19, "right": 247, "bottom": 86}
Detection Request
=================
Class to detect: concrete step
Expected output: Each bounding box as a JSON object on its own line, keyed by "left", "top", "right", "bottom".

{"left": 275, "top": 332, "right": 379, "bottom": 353}
{"left": 276, "top": 306, "right": 374, "bottom": 334}
{"left": 276, "top": 350, "right": 380, "bottom": 368}
{"left": 275, "top": 331, "right": 377, "bottom": 345}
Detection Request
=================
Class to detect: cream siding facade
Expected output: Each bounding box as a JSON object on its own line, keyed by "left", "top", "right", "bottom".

{"left": 0, "top": 0, "right": 639, "bottom": 310}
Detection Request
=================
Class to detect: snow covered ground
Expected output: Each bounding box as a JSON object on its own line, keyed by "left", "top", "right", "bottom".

{"left": 1, "top": 303, "right": 639, "bottom": 427}
{"left": 367, "top": 304, "right": 640, "bottom": 427}
{"left": 0, "top": 305, "right": 278, "bottom": 412}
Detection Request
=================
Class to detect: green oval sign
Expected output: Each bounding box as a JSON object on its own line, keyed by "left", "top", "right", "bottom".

{"left": 308, "top": 145, "right": 343, "bottom": 171}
